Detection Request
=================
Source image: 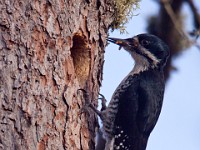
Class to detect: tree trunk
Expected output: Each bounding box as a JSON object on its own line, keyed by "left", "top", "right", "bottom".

{"left": 0, "top": 0, "right": 114, "bottom": 149}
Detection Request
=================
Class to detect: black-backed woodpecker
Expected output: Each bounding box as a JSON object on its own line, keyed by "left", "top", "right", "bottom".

{"left": 82, "top": 34, "right": 170, "bottom": 150}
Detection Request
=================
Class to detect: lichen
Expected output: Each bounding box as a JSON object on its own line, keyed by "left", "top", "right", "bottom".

{"left": 111, "top": 0, "right": 140, "bottom": 33}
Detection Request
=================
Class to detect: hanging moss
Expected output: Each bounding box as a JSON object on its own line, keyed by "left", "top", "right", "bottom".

{"left": 111, "top": 0, "right": 140, "bottom": 33}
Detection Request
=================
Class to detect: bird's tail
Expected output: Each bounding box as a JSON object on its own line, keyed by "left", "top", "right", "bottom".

{"left": 95, "top": 129, "right": 106, "bottom": 150}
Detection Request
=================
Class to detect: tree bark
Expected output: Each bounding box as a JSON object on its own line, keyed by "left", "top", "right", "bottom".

{"left": 0, "top": 0, "right": 114, "bottom": 149}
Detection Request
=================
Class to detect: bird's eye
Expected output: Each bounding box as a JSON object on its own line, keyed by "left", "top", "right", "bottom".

{"left": 141, "top": 40, "right": 150, "bottom": 46}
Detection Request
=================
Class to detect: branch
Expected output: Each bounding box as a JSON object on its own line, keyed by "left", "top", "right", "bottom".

{"left": 160, "top": 0, "right": 188, "bottom": 39}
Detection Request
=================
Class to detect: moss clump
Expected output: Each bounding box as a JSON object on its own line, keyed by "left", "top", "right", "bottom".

{"left": 112, "top": 0, "right": 140, "bottom": 33}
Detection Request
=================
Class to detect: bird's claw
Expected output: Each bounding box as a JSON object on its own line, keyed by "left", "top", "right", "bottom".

{"left": 77, "top": 89, "right": 91, "bottom": 116}
{"left": 77, "top": 89, "right": 90, "bottom": 104}
{"left": 98, "top": 93, "right": 107, "bottom": 111}
{"left": 77, "top": 89, "right": 106, "bottom": 117}
{"left": 78, "top": 104, "right": 90, "bottom": 116}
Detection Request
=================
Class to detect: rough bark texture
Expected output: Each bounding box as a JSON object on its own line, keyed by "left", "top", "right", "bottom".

{"left": 0, "top": 0, "right": 114, "bottom": 149}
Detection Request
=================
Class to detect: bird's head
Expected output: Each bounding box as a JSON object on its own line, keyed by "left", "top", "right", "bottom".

{"left": 107, "top": 34, "right": 170, "bottom": 70}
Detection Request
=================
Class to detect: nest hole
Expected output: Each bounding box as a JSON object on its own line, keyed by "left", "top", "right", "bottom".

{"left": 71, "top": 32, "right": 90, "bottom": 87}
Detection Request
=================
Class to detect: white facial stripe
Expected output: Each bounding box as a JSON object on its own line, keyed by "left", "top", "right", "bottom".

{"left": 139, "top": 46, "right": 160, "bottom": 67}
{"left": 133, "top": 36, "right": 160, "bottom": 67}
{"left": 122, "top": 36, "right": 160, "bottom": 71}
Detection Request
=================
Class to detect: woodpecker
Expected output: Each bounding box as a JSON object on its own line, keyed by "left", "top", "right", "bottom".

{"left": 80, "top": 34, "right": 169, "bottom": 150}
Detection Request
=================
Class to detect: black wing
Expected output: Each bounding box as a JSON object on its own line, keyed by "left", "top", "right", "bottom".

{"left": 113, "top": 75, "right": 145, "bottom": 150}
{"left": 113, "top": 70, "right": 165, "bottom": 150}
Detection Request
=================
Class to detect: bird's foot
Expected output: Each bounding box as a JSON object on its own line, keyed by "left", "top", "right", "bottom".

{"left": 98, "top": 93, "right": 107, "bottom": 111}
{"left": 77, "top": 89, "right": 102, "bottom": 117}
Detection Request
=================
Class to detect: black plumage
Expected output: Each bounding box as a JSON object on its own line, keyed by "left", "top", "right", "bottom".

{"left": 105, "top": 34, "right": 169, "bottom": 150}
{"left": 114, "top": 69, "right": 165, "bottom": 150}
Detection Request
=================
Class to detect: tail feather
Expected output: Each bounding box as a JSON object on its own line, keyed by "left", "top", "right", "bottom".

{"left": 95, "top": 129, "right": 106, "bottom": 150}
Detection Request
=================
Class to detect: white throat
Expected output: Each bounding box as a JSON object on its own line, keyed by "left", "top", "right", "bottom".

{"left": 131, "top": 52, "right": 150, "bottom": 75}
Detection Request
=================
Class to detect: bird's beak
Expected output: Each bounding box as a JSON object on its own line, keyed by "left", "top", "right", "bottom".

{"left": 107, "top": 37, "right": 128, "bottom": 50}
{"left": 107, "top": 37, "right": 139, "bottom": 50}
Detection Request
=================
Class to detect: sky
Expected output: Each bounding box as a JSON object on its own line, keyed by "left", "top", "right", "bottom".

{"left": 100, "top": 1, "right": 200, "bottom": 150}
